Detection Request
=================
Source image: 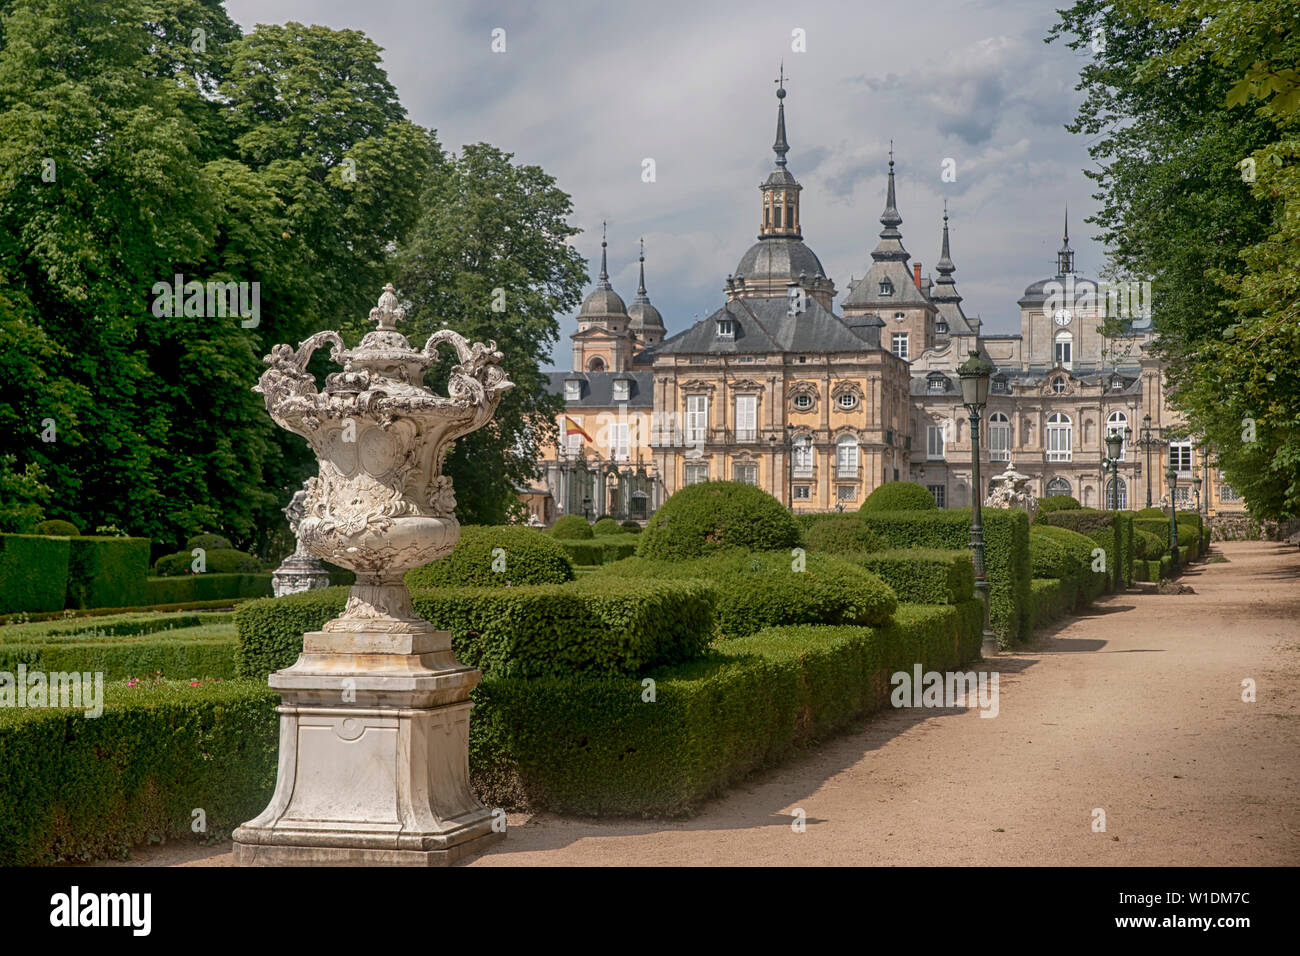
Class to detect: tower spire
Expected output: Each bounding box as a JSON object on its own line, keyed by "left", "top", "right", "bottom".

{"left": 879, "top": 142, "right": 902, "bottom": 239}
{"left": 598, "top": 220, "right": 610, "bottom": 286}
{"left": 1056, "top": 207, "right": 1075, "bottom": 275}
{"left": 636, "top": 237, "right": 647, "bottom": 297}
{"left": 773, "top": 62, "right": 789, "bottom": 167}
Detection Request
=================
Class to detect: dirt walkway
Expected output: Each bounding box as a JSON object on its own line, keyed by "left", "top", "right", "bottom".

{"left": 94, "top": 540, "right": 1300, "bottom": 868}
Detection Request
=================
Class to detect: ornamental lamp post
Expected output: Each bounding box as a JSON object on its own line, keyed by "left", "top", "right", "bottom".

{"left": 1193, "top": 474, "right": 1203, "bottom": 514}
{"left": 1103, "top": 429, "right": 1125, "bottom": 592}
{"left": 1166, "top": 463, "right": 1181, "bottom": 573}
{"left": 958, "top": 349, "right": 997, "bottom": 658}
{"left": 1141, "top": 413, "right": 1155, "bottom": 508}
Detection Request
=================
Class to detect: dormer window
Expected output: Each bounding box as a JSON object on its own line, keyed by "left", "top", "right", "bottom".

{"left": 935, "top": 320, "right": 949, "bottom": 334}
{"left": 612, "top": 379, "right": 630, "bottom": 402}
{"left": 717, "top": 319, "right": 735, "bottom": 340}
{"left": 894, "top": 312, "right": 906, "bottom": 321}
{"left": 564, "top": 379, "right": 581, "bottom": 401}
{"left": 879, "top": 279, "right": 894, "bottom": 296}
{"left": 927, "top": 374, "right": 948, "bottom": 394}
{"left": 991, "top": 375, "right": 1009, "bottom": 395}
{"left": 1109, "top": 374, "right": 1125, "bottom": 391}
{"left": 1052, "top": 377, "right": 1066, "bottom": 394}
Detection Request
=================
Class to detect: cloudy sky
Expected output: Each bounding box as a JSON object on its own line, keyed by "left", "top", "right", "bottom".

{"left": 226, "top": 0, "right": 1102, "bottom": 368}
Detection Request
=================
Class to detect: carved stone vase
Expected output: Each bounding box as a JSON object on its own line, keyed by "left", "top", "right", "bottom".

{"left": 233, "top": 284, "right": 512, "bottom": 866}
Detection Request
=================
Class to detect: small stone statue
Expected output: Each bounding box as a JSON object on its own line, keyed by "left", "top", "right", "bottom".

{"left": 270, "top": 483, "right": 330, "bottom": 597}
{"left": 984, "top": 459, "right": 1038, "bottom": 522}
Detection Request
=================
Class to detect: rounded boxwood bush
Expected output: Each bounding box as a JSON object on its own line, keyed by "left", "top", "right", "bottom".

{"left": 859, "top": 481, "right": 936, "bottom": 513}
{"left": 404, "top": 525, "right": 575, "bottom": 588}
{"left": 620, "top": 520, "right": 642, "bottom": 534}
{"left": 637, "top": 481, "right": 799, "bottom": 560}
{"left": 592, "top": 517, "right": 621, "bottom": 536}
{"left": 551, "top": 514, "right": 593, "bottom": 540}
{"left": 594, "top": 549, "right": 897, "bottom": 637}
{"left": 1029, "top": 531, "right": 1073, "bottom": 579}
{"left": 1029, "top": 525, "right": 1097, "bottom": 576}
{"left": 804, "top": 515, "right": 887, "bottom": 555}
{"left": 1136, "top": 507, "right": 1166, "bottom": 519}
{"left": 186, "top": 533, "right": 235, "bottom": 552}
{"left": 154, "top": 547, "right": 261, "bottom": 576}
{"left": 1134, "top": 528, "right": 1165, "bottom": 561}
{"left": 1036, "top": 495, "right": 1081, "bottom": 516}
{"left": 33, "top": 519, "right": 81, "bottom": 536}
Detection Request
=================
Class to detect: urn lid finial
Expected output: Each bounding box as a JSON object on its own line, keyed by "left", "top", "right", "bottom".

{"left": 370, "top": 283, "right": 405, "bottom": 332}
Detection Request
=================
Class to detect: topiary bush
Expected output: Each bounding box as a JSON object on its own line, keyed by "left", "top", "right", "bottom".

{"left": 550, "top": 515, "right": 593, "bottom": 540}
{"left": 33, "top": 519, "right": 81, "bottom": 536}
{"left": 404, "top": 526, "right": 574, "bottom": 588}
{"left": 804, "top": 515, "right": 887, "bottom": 555}
{"left": 591, "top": 550, "right": 897, "bottom": 638}
{"left": 1134, "top": 529, "right": 1165, "bottom": 561}
{"left": 637, "top": 482, "right": 799, "bottom": 560}
{"left": 186, "top": 533, "right": 235, "bottom": 552}
{"left": 1136, "top": 507, "right": 1166, "bottom": 519}
{"left": 1036, "top": 495, "right": 1081, "bottom": 516}
{"left": 850, "top": 549, "right": 974, "bottom": 606}
{"left": 859, "top": 482, "right": 937, "bottom": 513}
{"left": 1029, "top": 531, "right": 1074, "bottom": 580}
{"left": 620, "top": 520, "right": 642, "bottom": 534}
{"left": 154, "top": 548, "right": 262, "bottom": 576}
{"left": 592, "top": 517, "right": 621, "bottom": 536}
{"left": 1031, "top": 524, "right": 1106, "bottom": 605}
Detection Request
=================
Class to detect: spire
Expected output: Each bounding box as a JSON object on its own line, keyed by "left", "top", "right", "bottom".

{"left": 1056, "top": 207, "right": 1075, "bottom": 275}
{"left": 936, "top": 200, "right": 955, "bottom": 272}
{"left": 598, "top": 220, "right": 611, "bottom": 288}
{"left": 634, "top": 237, "right": 648, "bottom": 302}
{"left": 931, "top": 204, "right": 970, "bottom": 333}
{"left": 879, "top": 141, "right": 902, "bottom": 239}
{"left": 773, "top": 62, "right": 789, "bottom": 167}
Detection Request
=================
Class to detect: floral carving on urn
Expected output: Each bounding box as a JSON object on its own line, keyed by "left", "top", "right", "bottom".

{"left": 254, "top": 283, "right": 512, "bottom": 629}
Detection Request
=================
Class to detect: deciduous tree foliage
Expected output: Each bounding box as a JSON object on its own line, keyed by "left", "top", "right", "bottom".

{"left": 1051, "top": 0, "right": 1300, "bottom": 518}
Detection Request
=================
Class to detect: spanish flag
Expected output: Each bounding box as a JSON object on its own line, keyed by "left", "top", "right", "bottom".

{"left": 564, "top": 416, "right": 594, "bottom": 443}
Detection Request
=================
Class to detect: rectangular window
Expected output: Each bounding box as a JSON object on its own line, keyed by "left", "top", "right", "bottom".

{"left": 891, "top": 333, "right": 909, "bottom": 360}
{"left": 792, "top": 438, "right": 814, "bottom": 477}
{"left": 836, "top": 441, "right": 859, "bottom": 478}
{"left": 686, "top": 395, "right": 708, "bottom": 446}
{"left": 1047, "top": 421, "right": 1073, "bottom": 462}
{"left": 734, "top": 394, "right": 757, "bottom": 442}
{"left": 1169, "top": 441, "right": 1193, "bottom": 475}
{"left": 836, "top": 485, "right": 857, "bottom": 502}
{"left": 774, "top": 205, "right": 783, "bottom": 228}
{"left": 564, "top": 380, "right": 581, "bottom": 401}
{"left": 612, "top": 380, "right": 630, "bottom": 402}
{"left": 1055, "top": 340, "right": 1072, "bottom": 367}
{"left": 927, "top": 484, "right": 946, "bottom": 508}
{"left": 793, "top": 484, "right": 811, "bottom": 500}
{"left": 1219, "top": 483, "right": 1241, "bottom": 503}
{"left": 684, "top": 463, "right": 708, "bottom": 486}
{"left": 566, "top": 432, "right": 582, "bottom": 457}
{"left": 927, "top": 425, "right": 945, "bottom": 460}
{"left": 1173, "top": 485, "right": 1191, "bottom": 506}
{"left": 610, "top": 421, "right": 629, "bottom": 462}
{"left": 989, "top": 421, "right": 1011, "bottom": 462}
{"left": 733, "top": 462, "right": 758, "bottom": 485}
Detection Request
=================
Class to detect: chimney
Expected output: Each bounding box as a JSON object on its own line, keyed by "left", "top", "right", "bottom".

{"left": 913, "top": 263, "right": 922, "bottom": 290}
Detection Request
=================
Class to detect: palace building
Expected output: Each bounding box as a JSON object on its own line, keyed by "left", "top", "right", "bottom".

{"left": 532, "top": 78, "right": 1243, "bottom": 524}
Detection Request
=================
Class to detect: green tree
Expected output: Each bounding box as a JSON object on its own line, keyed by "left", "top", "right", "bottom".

{"left": 391, "top": 144, "right": 589, "bottom": 524}
{"left": 1050, "top": 0, "right": 1300, "bottom": 517}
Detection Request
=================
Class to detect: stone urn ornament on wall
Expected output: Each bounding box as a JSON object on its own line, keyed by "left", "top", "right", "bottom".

{"left": 233, "top": 283, "right": 512, "bottom": 866}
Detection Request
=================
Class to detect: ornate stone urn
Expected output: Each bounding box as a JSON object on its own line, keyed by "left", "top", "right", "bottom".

{"left": 270, "top": 487, "right": 331, "bottom": 597}
{"left": 985, "top": 459, "right": 1038, "bottom": 523}
{"left": 233, "top": 284, "right": 512, "bottom": 866}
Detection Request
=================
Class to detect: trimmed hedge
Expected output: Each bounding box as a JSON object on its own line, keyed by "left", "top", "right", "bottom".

{"left": 860, "top": 481, "right": 936, "bottom": 513}
{"left": 1037, "top": 495, "right": 1081, "bottom": 514}
{"left": 33, "top": 519, "right": 81, "bottom": 536}
{"left": 471, "top": 602, "right": 984, "bottom": 816}
{"left": 638, "top": 481, "right": 799, "bottom": 560}
{"left": 235, "top": 579, "right": 717, "bottom": 681}
{"left": 145, "top": 573, "right": 272, "bottom": 605}
{"left": 186, "top": 533, "right": 234, "bottom": 552}
{"left": 0, "top": 610, "right": 233, "bottom": 641}
{"left": 591, "top": 550, "right": 897, "bottom": 639}
{"left": 555, "top": 535, "right": 639, "bottom": 566}
{"left": 0, "top": 534, "right": 70, "bottom": 615}
{"left": 66, "top": 536, "right": 150, "bottom": 610}
{"left": 1030, "top": 524, "right": 1107, "bottom": 604}
{"left": 620, "top": 520, "right": 642, "bottom": 534}
{"left": 804, "top": 515, "right": 887, "bottom": 555}
{"left": 404, "top": 525, "right": 574, "bottom": 588}
{"left": 550, "top": 515, "right": 593, "bottom": 540}
{"left": 1036, "top": 509, "right": 1132, "bottom": 588}
{"left": 849, "top": 548, "right": 974, "bottom": 606}
{"left": 1029, "top": 578, "right": 1068, "bottom": 629}
{"left": 1134, "top": 528, "right": 1165, "bottom": 560}
{"left": 592, "top": 517, "right": 621, "bottom": 536}
{"left": 0, "top": 679, "right": 279, "bottom": 865}
{"left": 0, "top": 635, "right": 236, "bottom": 682}
{"left": 857, "top": 508, "right": 1030, "bottom": 646}
{"left": 155, "top": 548, "right": 262, "bottom": 576}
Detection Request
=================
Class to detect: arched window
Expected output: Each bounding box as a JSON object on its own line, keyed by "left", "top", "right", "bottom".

{"left": 1106, "top": 411, "right": 1129, "bottom": 461}
{"left": 1046, "top": 412, "right": 1072, "bottom": 462}
{"left": 587, "top": 356, "right": 606, "bottom": 372}
{"left": 1045, "top": 476, "right": 1072, "bottom": 497}
{"left": 989, "top": 413, "right": 1011, "bottom": 462}
{"left": 1054, "top": 331, "right": 1073, "bottom": 368}
{"left": 1106, "top": 476, "right": 1128, "bottom": 510}
{"left": 836, "top": 435, "right": 859, "bottom": 478}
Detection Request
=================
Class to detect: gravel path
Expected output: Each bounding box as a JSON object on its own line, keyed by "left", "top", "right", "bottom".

{"left": 86, "top": 540, "right": 1300, "bottom": 868}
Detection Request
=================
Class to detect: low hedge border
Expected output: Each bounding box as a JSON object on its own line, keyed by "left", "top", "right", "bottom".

{"left": 235, "top": 579, "right": 717, "bottom": 681}
{"left": 146, "top": 573, "right": 272, "bottom": 605}
{"left": 1, "top": 612, "right": 234, "bottom": 642}
{"left": 0, "top": 636, "right": 236, "bottom": 681}
{"left": 471, "top": 601, "right": 984, "bottom": 816}
{"left": 4, "top": 598, "right": 259, "bottom": 625}
{"left": 0, "top": 679, "right": 279, "bottom": 866}
{"left": 849, "top": 548, "right": 974, "bottom": 606}
{"left": 554, "top": 536, "right": 639, "bottom": 566}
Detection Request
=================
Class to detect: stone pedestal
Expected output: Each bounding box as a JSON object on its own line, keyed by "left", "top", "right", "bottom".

{"left": 271, "top": 552, "right": 331, "bottom": 597}
{"left": 232, "top": 618, "right": 503, "bottom": 866}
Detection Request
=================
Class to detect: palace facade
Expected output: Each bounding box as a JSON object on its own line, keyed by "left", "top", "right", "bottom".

{"left": 532, "top": 79, "right": 1244, "bottom": 523}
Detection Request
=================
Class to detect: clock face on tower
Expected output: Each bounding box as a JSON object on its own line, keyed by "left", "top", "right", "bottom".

{"left": 1053, "top": 308, "right": 1073, "bottom": 326}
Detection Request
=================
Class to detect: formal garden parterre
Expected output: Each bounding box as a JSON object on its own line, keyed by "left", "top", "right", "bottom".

{"left": 0, "top": 481, "right": 1212, "bottom": 864}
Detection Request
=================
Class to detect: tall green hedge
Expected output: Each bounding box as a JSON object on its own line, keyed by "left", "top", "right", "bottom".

{"left": 65, "top": 536, "right": 150, "bottom": 610}
{"left": 235, "top": 579, "right": 717, "bottom": 681}
{"left": 589, "top": 550, "right": 897, "bottom": 639}
{"left": 471, "top": 602, "right": 984, "bottom": 816}
{"left": 0, "top": 534, "right": 70, "bottom": 615}
{"left": 1030, "top": 524, "right": 1107, "bottom": 605}
{"left": 1037, "top": 510, "right": 1133, "bottom": 589}
{"left": 857, "top": 509, "right": 1030, "bottom": 646}
{"left": 0, "top": 680, "right": 279, "bottom": 865}
{"left": 849, "top": 548, "right": 974, "bottom": 606}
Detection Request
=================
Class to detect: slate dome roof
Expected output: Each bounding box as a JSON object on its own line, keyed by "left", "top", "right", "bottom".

{"left": 734, "top": 236, "right": 827, "bottom": 286}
